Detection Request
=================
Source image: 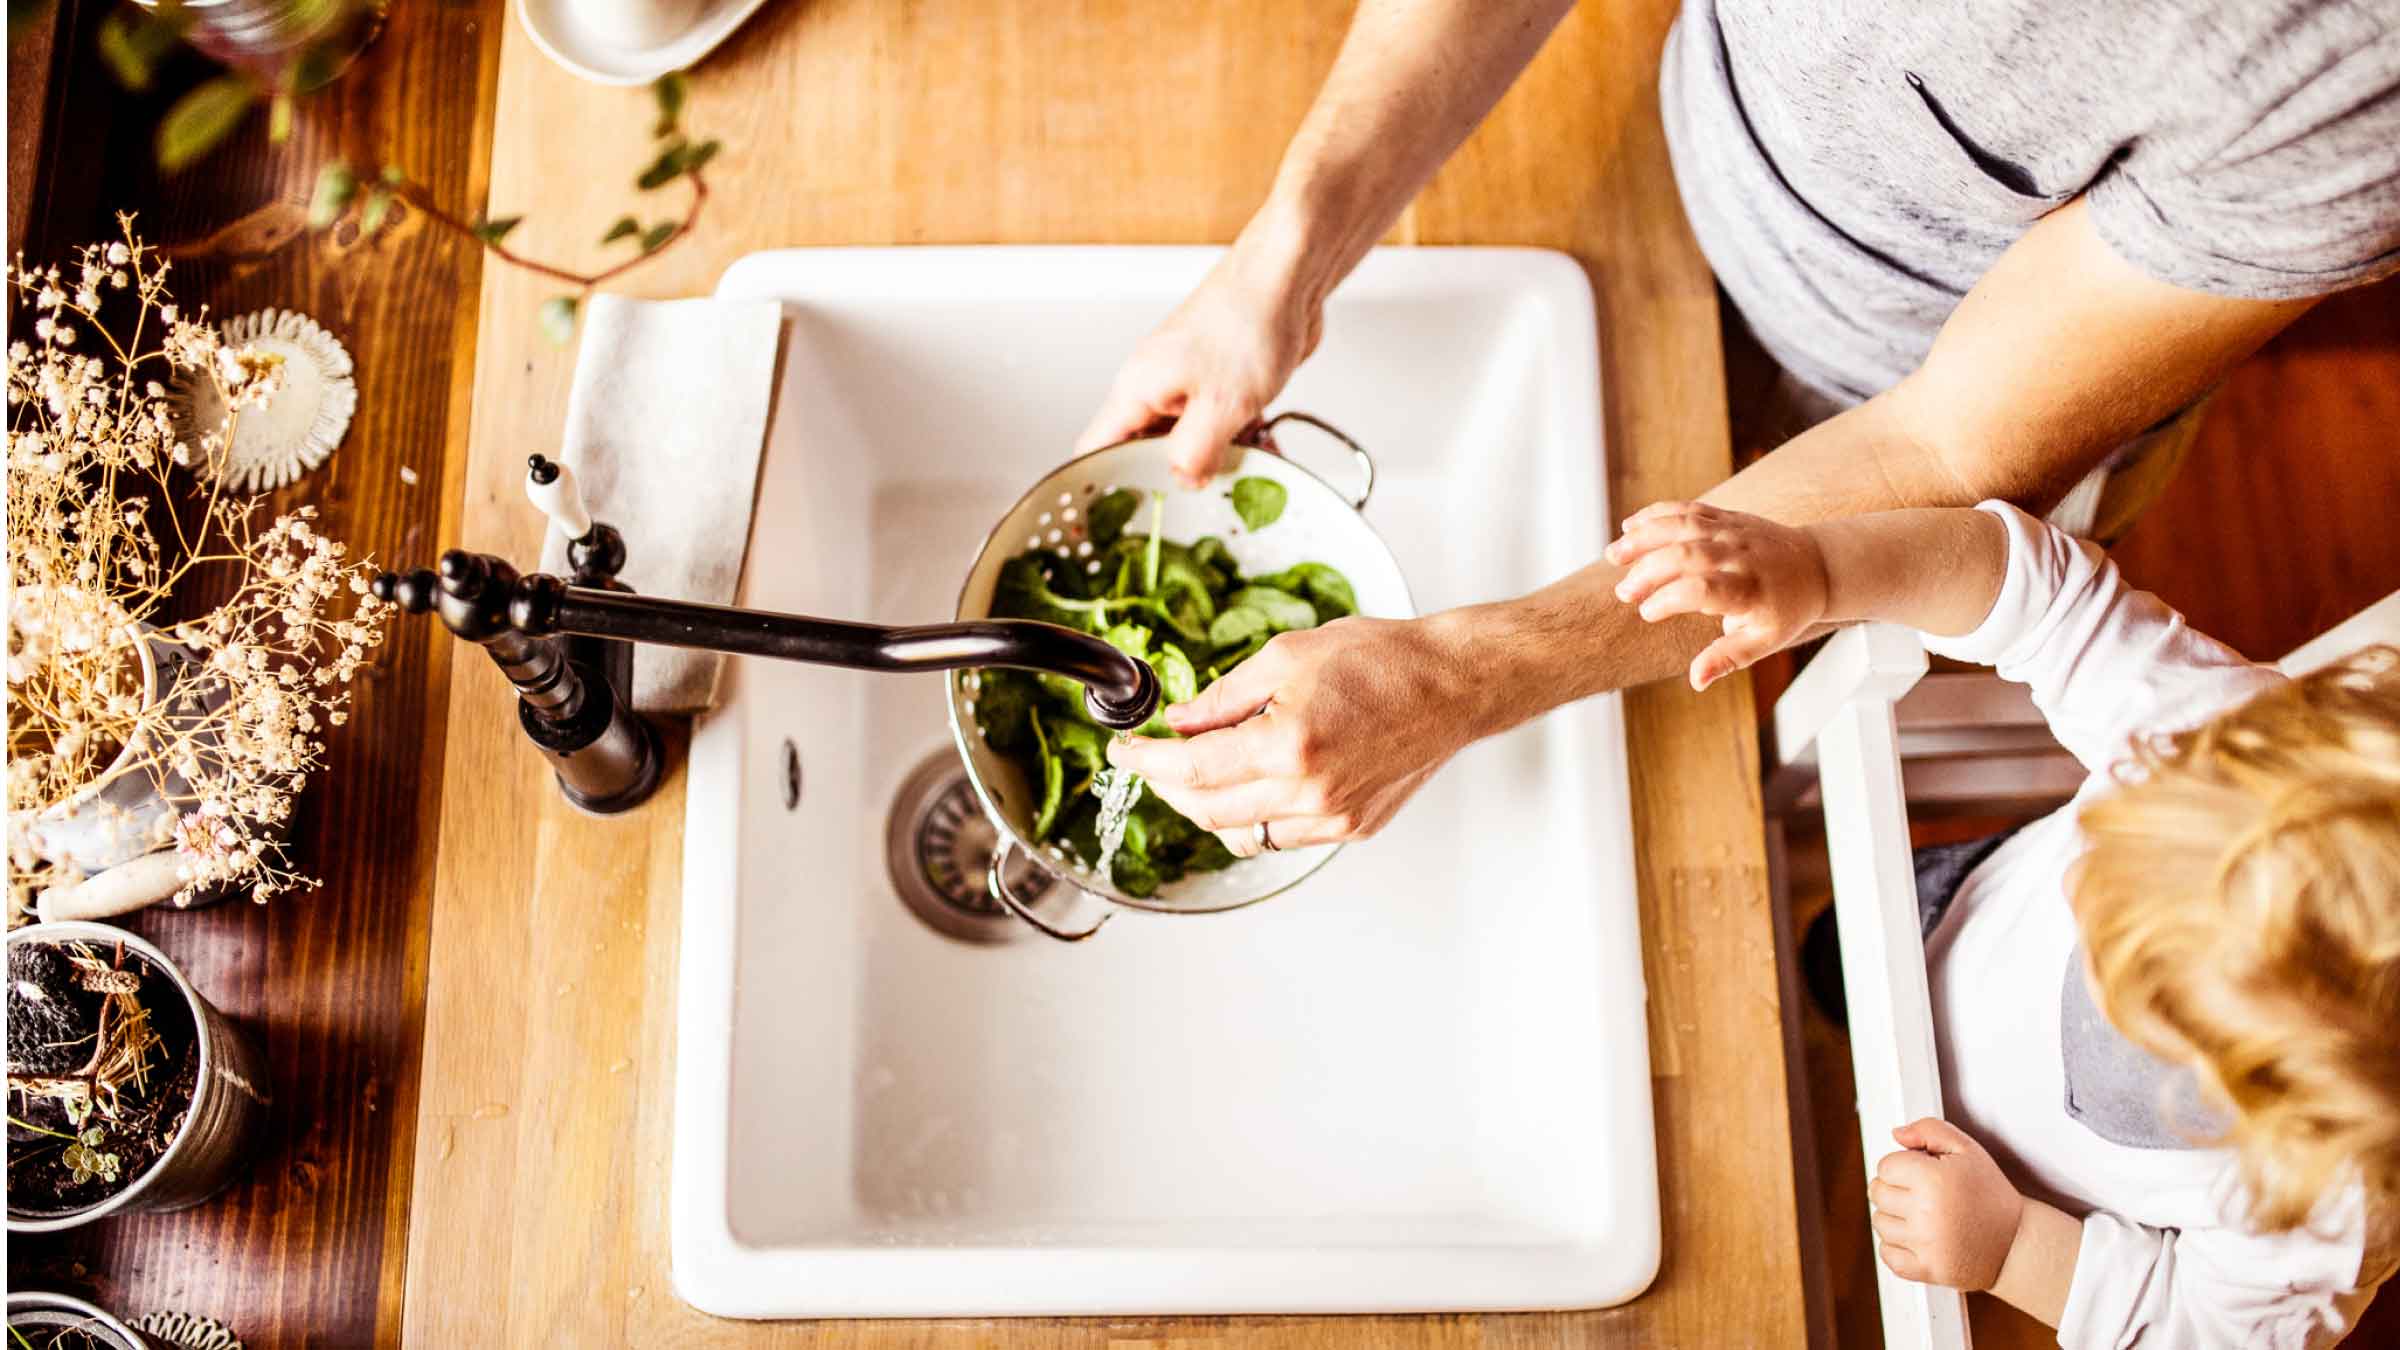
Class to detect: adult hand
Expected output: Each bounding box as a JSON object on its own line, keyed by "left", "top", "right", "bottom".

{"left": 1077, "top": 244, "right": 1324, "bottom": 489}
{"left": 1869, "top": 1118, "right": 2027, "bottom": 1291}
{"left": 1103, "top": 616, "right": 1483, "bottom": 854}
{"left": 1604, "top": 500, "right": 1831, "bottom": 691}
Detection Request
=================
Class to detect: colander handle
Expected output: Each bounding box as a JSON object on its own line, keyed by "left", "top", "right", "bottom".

{"left": 986, "top": 838, "right": 1112, "bottom": 942}
{"left": 1251, "top": 411, "right": 1375, "bottom": 511}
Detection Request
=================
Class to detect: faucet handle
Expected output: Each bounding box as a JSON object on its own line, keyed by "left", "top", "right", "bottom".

{"left": 526, "top": 454, "right": 594, "bottom": 543}
{"left": 528, "top": 454, "right": 629, "bottom": 583}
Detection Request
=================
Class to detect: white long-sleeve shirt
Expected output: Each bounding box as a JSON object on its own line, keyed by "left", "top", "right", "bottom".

{"left": 1917, "top": 502, "right": 2392, "bottom": 1348}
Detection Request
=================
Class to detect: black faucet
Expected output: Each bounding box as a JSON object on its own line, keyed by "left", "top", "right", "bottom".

{"left": 372, "top": 455, "right": 1160, "bottom": 814}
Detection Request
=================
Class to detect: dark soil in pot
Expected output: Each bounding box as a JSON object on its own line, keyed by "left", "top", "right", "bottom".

{"left": 6, "top": 937, "right": 200, "bottom": 1217}
{"left": 4, "top": 1318, "right": 142, "bottom": 1350}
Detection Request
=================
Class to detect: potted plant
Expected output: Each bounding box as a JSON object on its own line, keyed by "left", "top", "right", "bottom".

{"left": 4, "top": 1291, "right": 152, "bottom": 1349}
{"left": 5, "top": 921, "right": 268, "bottom": 1232}
{"left": 6, "top": 221, "right": 389, "bottom": 924}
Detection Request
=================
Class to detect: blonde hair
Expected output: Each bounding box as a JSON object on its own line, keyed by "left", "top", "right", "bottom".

{"left": 2071, "top": 645, "right": 2400, "bottom": 1233}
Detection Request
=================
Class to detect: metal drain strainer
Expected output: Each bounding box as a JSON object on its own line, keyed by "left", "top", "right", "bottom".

{"left": 886, "top": 748, "right": 1052, "bottom": 943}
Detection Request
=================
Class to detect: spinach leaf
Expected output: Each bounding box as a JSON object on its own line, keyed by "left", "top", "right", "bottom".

{"left": 1046, "top": 715, "right": 1110, "bottom": 773}
{"left": 1028, "top": 707, "right": 1064, "bottom": 840}
{"left": 1156, "top": 554, "right": 1220, "bottom": 625}
{"left": 974, "top": 671, "right": 1037, "bottom": 750}
{"left": 1208, "top": 605, "right": 1271, "bottom": 648}
{"left": 1258, "top": 561, "right": 1358, "bottom": 621}
{"left": 1229, "top": 585, "right": 1317, "bottom": 633}
{"left": 1153, "top": 644, "right": 1199, "bottom": 705}
{"left": 1230, "top": 476, "right": 1287, "bottom": 531}
{"left": 1086, "top": 488, "right": 1140, "bottom": 547}
{"left": 1137, "top": 645, "right": 1200, "bottom": 736}
{"left": 1184, "top": 831, "right": 1236, "bottom": 873}
{"left": 979, "top": 495, "right": 1354, "bottom": 891}
{"left": 1037, "top": 670, "right": 1093, "bottom": 714}
{"left": 1141, "top": 497, "right": 1165, "bottom": 594}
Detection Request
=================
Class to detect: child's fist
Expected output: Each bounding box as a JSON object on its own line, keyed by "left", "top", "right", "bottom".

{"left": 1869, "top": 1117, "right": 2025, "bottom": 1291}
{"left": 1603, "top": 501, "right": 1829, "bottom": 691}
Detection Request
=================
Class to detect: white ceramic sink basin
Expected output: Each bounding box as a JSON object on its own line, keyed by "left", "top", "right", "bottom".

{"left": 675, "top": 247, "right": 1655, "bottom": 1318}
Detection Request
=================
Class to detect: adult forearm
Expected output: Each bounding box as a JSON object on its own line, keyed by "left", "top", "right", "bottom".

{"left": 1244, "top": 0, "right": 1578, "bottom": 310}
{"left": 1436, "top": 394, "right": 1996, "bottom": 734}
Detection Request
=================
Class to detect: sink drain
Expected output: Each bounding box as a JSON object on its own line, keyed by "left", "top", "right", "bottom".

{"left": 886, "top": 748, "right": 1050, "bottom": 943}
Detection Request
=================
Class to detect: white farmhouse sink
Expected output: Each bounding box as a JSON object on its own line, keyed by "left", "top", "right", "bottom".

{"left": 674, "top": 247, "right": 1655, "bottom": 1318}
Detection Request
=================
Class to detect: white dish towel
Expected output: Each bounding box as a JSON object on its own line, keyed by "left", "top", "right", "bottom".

{"left": 541, "top": 292, "right": 783, "bottom": 713}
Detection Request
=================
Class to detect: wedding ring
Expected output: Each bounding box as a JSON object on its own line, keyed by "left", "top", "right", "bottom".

{"left": 1254, "top": 820, "right": 1280, "bottom": 853}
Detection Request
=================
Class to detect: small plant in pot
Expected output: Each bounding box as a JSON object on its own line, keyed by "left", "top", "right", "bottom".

{"left": 5, "top": 1291, "right": 153, "bottom": 1349}
{"left": 6, "top": 922, "right": 268, "bottom": 1232}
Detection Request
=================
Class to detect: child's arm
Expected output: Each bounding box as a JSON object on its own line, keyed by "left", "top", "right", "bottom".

{"left": 1873, "top": 1119, "right": 2387, "bottom": 1347}
{"left": 1609, "top": 499, "right": 2277, "bottom": 771}
{"left": 1604, "top": 501, "right": 2007, "bottom": 690}
{"left": 1869, "top": 1117, "right": 2079, "bottom": 1325}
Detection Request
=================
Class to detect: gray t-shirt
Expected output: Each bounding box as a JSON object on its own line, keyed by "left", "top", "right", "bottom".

{"left": 1661, "top": 0, "right": 2400, "bottom": 404}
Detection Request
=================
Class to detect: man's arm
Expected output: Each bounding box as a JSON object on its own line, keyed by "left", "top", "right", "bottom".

{"left": 1449, "top": 196, "right": 2317, "bottom": 735}
{"left": 1078, "top": 0, "right": 1578, "bottom": 485}
{"left": 1112, "top": 198, "right": 2318, "bottom": 846}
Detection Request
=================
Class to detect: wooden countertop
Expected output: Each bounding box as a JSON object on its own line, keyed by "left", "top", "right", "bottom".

{"left": 406, "top": 2, "right": 1809, "bottom": 1344}
{"left": 9, "top": 1, "right": 1811, "bottom": 1343}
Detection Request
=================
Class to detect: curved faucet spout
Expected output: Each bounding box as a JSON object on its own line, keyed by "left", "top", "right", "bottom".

{"left": 505, "top": 571, "right": 1161, "bottom": 729}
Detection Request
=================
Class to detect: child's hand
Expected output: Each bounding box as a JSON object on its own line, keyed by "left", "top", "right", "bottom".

{"left": 1870, "top": 1118, "right": 2026, "bottom": 1291}
{"left": 1604, "top": 501, "right": 1830, "bottom": 691}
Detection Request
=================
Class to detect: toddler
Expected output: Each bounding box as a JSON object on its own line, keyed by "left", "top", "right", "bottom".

{"left": 1607, "top": 498, "right": 2399, "bottom": 1345}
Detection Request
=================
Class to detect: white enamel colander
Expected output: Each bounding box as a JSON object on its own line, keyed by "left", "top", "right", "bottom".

{"left": 947, "top": 413, "right": 1417, "bottom": 941}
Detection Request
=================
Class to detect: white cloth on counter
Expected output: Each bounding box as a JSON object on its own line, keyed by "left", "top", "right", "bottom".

{"left": 541, "top": 292, "right": 782, "bottom": 712}
{"left": 1916, "top": 501, "right": 2390, "bottom": 1349}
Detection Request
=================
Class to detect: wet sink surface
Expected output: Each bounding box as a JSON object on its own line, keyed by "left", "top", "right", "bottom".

{"left": 675, "top": 247, "right": 1655, "bottom": 1317}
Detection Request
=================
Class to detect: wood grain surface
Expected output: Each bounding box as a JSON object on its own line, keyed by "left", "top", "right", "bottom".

{"left": 400, "top": 1, "right": 1809, "bottom": 1345}
{"left": 4, "top": 1, "right": 501, "bottom": 1343}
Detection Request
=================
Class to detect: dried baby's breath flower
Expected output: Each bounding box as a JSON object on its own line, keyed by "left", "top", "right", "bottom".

{"left": 5, "top": 217, "right": 390, "bottom": 923}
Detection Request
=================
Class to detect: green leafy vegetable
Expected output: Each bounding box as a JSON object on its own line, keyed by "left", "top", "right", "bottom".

{"left": 1230, "top": 476, "right": 1288, "bottom": 531}
{"left": 976, "top": 518, "right": 1357, "bottom": 895}
{"left": 1142, "top": 497, "right": 1165, "bottom": 594}
{"left": 1255, "top": 561, "right": 1358, "bottom": 621}
{"left": 1228, "top": 585, "right": 1317, "bottom": 633}
{"left": 1086, "top": 489, "right": 1140, "bottom": 547}
{"left": 1029, "top": 707, "right": 1063, "bottom": 839}
{"left": 1207, "top": 605, "right": 1271, "bottom": 648}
